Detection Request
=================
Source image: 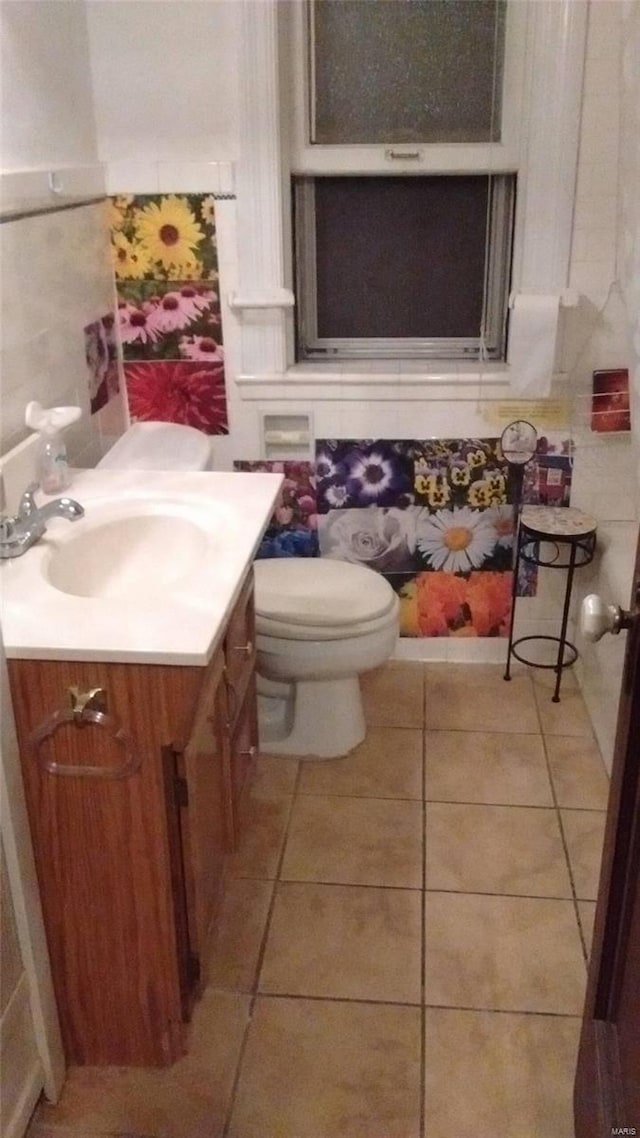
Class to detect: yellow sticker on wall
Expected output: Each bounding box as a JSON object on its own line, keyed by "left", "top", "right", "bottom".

{"left": 483, "top": 400, "right": 569, "bottom": 430}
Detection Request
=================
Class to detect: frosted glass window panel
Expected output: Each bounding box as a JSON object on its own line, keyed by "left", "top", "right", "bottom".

{"left": 311, "top": 0, "right": 505, "bottom": 145}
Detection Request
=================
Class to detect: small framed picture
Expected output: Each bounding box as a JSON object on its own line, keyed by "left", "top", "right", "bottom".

{"left": 591, "top": 368, "right": 631, "bottom": 433}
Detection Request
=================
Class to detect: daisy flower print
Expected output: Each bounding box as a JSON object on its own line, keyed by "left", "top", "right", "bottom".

{"left": 415, "top": 506, "right": 497, "bottom": 574}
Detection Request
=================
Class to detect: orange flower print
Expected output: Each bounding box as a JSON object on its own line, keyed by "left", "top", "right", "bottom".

{"left": 465, "top": 571, "right": 512, "bottom": 637}
{"left": 398, "top": 580, "right": 419, "bottom": 637}
{"left": 416, "top": 573, "right": 467, "bottom": 636}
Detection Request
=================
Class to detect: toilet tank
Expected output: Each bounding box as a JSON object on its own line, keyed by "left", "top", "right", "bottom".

{"left": 97, "top": 422, "right": 212, "bottom": 471}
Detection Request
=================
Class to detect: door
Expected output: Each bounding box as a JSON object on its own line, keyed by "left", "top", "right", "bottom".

{"left": 574, "top": 535, "right": 640, "bottom": 1136}
{"left": 181, "top": 649, "right": 232, "bottom": 970}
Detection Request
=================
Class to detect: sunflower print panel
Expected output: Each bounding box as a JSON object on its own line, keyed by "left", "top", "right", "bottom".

{"left": 110, "top": 194, "right": 218, "bottom": 281}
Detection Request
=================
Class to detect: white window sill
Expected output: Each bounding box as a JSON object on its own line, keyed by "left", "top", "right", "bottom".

{"left": 235, "top": 360, "right": 521, "bottom": 401}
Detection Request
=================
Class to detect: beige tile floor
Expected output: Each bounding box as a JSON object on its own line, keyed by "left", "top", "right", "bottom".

{"left": 28, "top": 662, "right": 610, "bottom": 1138}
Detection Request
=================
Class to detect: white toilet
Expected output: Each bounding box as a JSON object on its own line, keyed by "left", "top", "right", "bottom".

{"left": 97, "top": 423, "right": 399, "bottom": 758}
{"left": 97, "top": 421, "right": 213, "bottom": 471}
{"left": 255, "top": 558, "right": 399, "bottom": 758}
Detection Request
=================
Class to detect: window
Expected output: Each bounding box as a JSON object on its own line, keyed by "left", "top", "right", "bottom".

{"left": 309, "top": 0, "right": 506, "bottom": 146}
{"left": 234, "top": 0, "right": 586, "bottom": 387}
{"left": 289, "top": 0, "right": 517, "bottom": 363}
{"left": 294, "top": 173, "right": 515, "bottom": 360}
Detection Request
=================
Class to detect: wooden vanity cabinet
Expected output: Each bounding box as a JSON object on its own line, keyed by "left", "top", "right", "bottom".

{"left": 7, "top": 570, "right": 258, "bottom": 1068}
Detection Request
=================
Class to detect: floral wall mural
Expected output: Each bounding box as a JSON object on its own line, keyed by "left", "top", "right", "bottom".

{"left": 234, "top": 461, "right": 318, "bottom": 557}
{"left": 234, "top": 434, "right": 573, "bottom": 638}
{"left": 109, "top": 193, "right": 228, "bottom": 435}
{"left": 84, "top": 313, "right": 119, "bottom": 414}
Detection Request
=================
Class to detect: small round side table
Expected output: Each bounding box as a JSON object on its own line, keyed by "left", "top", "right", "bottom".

{"left": 504, "top": 505, "right": 597, "bottom": 702}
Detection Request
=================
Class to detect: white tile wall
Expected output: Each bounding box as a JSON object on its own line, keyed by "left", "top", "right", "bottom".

{"left": 86, "top": 1, "right": 240, "bottom": 167}
{"left": 0, "top": 201, "right": 125, "bottom": 469}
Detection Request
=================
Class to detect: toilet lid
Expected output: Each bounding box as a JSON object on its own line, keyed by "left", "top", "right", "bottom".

{"left": 254, "top": 558, "right": 396, "bottom": 628}
{"left": 97, "top": 421, "right": 211, "bottom": 471}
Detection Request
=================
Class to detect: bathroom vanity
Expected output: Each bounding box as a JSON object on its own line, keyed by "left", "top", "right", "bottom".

{"left": 2, "top": 469, "right": 281, "bottom": 1066}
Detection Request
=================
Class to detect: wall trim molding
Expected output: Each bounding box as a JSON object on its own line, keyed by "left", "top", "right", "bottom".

{"left": 0, "top": 164, "right": 106, "bottom": 222}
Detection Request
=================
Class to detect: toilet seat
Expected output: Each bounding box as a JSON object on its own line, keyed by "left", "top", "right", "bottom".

{"left": 253, "top": 559, "right": 395, "bottom": 637}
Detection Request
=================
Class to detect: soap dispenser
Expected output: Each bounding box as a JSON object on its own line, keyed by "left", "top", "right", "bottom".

{"left": 25, "top": 401, "right": 81, "bottom": 494}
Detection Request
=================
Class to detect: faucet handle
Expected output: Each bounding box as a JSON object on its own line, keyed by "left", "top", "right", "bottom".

{"left": 18, "top": 482, "right": 40, "bottom": 518}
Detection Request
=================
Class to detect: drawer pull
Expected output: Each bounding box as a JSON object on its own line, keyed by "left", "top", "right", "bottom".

{"left": 233, "top": 640, "right": 253, "bottom": 657}
{"left": 238, "top": 745, "right": 257, "bottom": 759}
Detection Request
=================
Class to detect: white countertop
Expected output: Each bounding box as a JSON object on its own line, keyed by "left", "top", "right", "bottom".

{"left": 1, "top": 469, "right": 283, "bottom": 666}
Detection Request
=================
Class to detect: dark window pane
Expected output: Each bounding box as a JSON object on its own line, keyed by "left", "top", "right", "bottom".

{"left": 312, "top": 0, "right": 505, "bottom": 144}
{"left": 313, "top": 176, "right": 488, "bottom": 339}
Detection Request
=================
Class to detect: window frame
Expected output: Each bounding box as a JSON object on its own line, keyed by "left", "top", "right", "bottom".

{"left": 289, "top": 0, "right": 526, "bottom": 177}
{"left": 233, "top": 0, "right": 588, "bottom": 394}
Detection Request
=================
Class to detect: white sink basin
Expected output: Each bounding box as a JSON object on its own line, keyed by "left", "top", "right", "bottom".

{"left": 1, "top": 468, "right": 283, "bottom": 665}
{"left": 45, "top": 513, "right": 209, "bottom": 599}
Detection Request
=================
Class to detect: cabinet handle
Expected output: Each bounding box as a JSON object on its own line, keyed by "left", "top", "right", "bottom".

{"left": 238, "top": 745, "right": 257, "bottom": 759}
{"left": 225, "top": 678, "right": 238, "bottom": 729}
{"left": 233, "top": 640, "right": 253, "bottom": 657}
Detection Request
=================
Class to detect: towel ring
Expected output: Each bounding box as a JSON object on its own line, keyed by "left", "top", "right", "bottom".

{"left": 29, "top": 686, "right": 141, "bottom": 779}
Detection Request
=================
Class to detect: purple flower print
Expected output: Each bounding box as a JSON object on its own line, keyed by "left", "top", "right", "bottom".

{"left": 315, "top": 440, "right": 413, "bottom": 512}
{"left": 346, "top": 448, "right": 408, "bottom": 505}
{"left": 315, "top": 444, "right": 339, "bottom": 483}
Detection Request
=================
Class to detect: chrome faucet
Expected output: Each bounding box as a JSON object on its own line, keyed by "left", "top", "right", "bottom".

{"left": 0, "top": 483, "right": 84, "bottom": 559}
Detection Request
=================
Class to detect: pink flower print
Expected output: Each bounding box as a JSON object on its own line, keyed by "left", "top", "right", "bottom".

{"left": 147, "top": 291, "right": 198, "bottom": 334}
{"left": 180, "top": 284, "right": 219, "bottom": 314}
{"left": 125, "top": 360, "right": 228, "bottom": 435}
{"left": 297, "top": 494, "right": 316, "bottom": 517}
{"left": 179, "top": 335, "right": 224, "bottom": 363}
{"left": 119, "top": 305, "right": 160, "bottom": 345}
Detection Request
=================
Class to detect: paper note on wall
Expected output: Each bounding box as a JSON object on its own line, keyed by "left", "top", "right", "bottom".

{"left": 483, "top": 400, "right": 569, "bottom": 430}
{"left": 507, "top": 294, "right": 560, "bottom": 398}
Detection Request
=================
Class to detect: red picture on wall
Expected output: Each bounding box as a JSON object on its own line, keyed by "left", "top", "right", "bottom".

{"left": 591, "top": 368, "right": 631, "bottom": 433}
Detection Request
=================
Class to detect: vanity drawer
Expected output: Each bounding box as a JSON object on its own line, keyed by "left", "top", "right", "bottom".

{"left": 224, "top": 569, "right": 256, "bottom": 729}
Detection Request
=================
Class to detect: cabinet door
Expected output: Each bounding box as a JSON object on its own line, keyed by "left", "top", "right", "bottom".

{"left": 7, "top": 658, "right": 197, "bottom": 1067}
{"left": 229, "top": 676, "right": 259, "bottom": 847}
{"left": 181, "top": 651, "right": 232, "bottom": 969}
{"left": 224, "top": 571, "right": 256, "bottom": 732}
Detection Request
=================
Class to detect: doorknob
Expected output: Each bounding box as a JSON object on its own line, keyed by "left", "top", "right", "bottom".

{"left": 580, "top": 594, "right": 636, "bottom": 642}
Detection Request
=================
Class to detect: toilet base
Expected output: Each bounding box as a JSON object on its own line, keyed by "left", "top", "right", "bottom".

{"left": 258, "top": 675, "right": 366, "bottom": 759}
